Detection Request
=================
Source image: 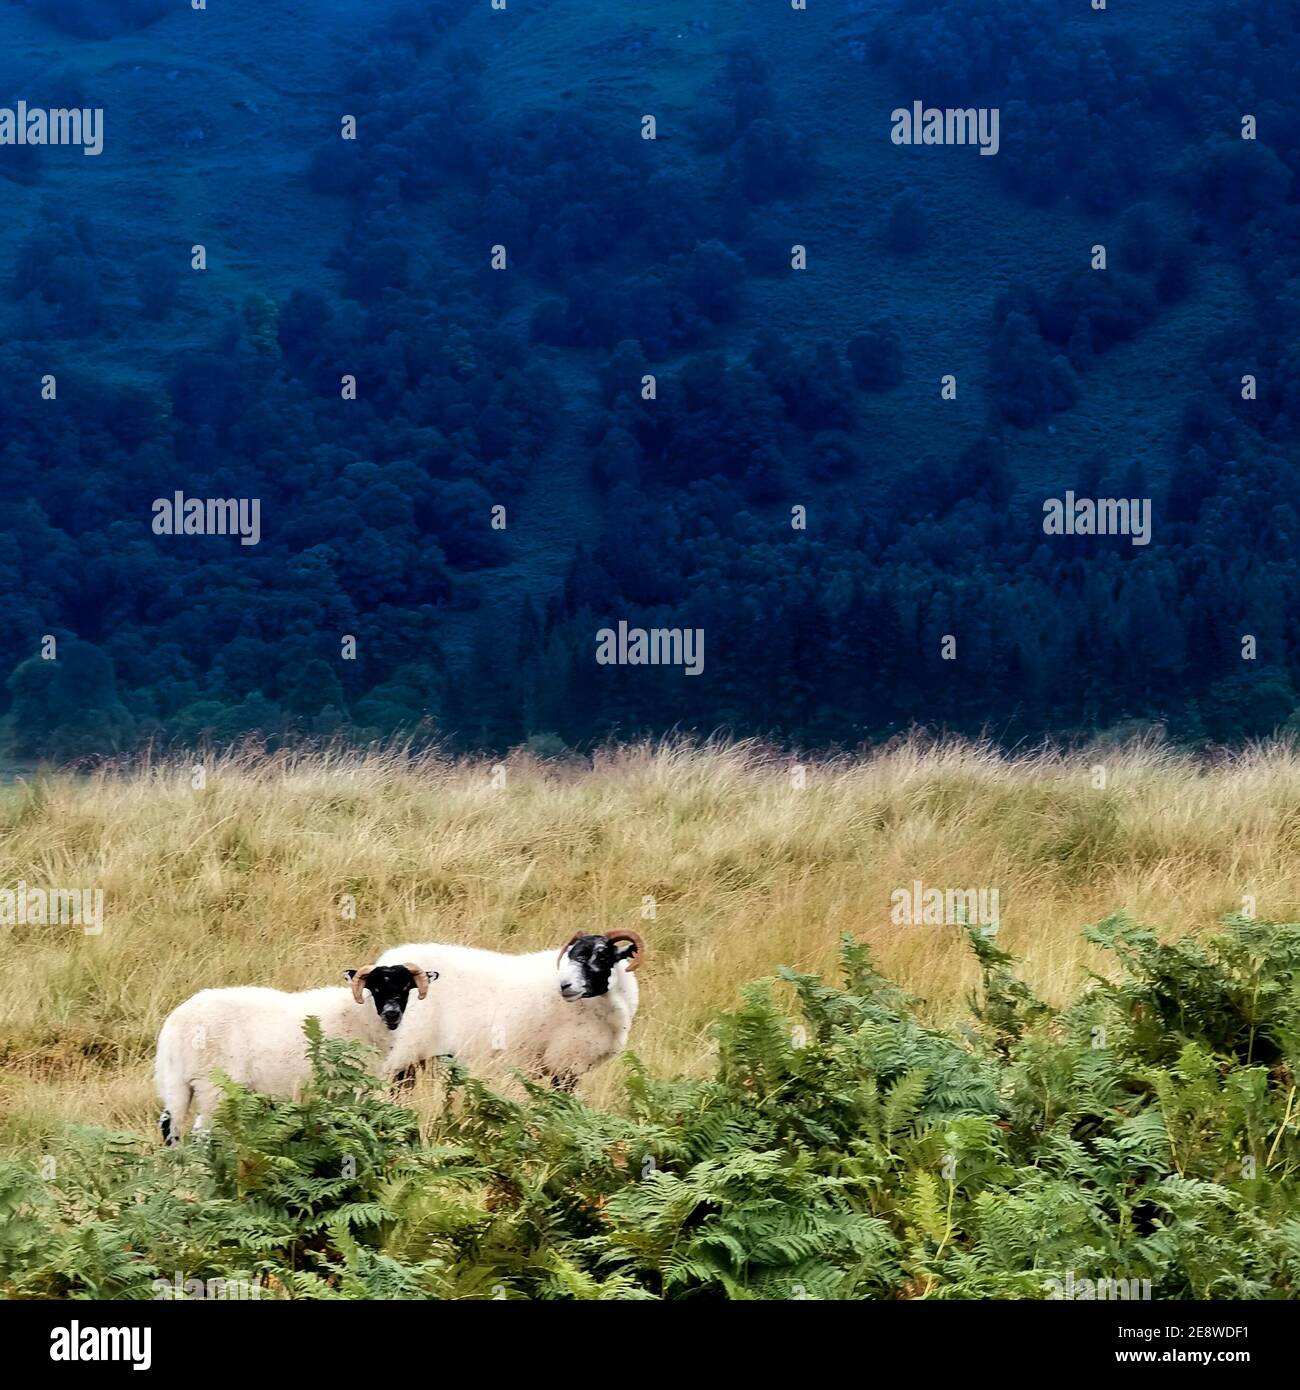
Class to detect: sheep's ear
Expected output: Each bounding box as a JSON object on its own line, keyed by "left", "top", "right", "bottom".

{"left": 342, "top": 969, "right": 357, "bottom": 983}
{"left": 613, "top": 942, "right": 637, "bottom": 962}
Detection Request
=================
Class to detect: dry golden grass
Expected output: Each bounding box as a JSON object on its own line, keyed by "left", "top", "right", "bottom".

{"left": 5, "top": 736, "right": 1300, "bottom": 1153}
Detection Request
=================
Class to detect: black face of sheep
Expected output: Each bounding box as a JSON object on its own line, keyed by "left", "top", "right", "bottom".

{"left": 557, "top": 932, "right": 642, "bottom": 1000}
{"left": 344, "top": 963, "right": 437, "bottom": 1029}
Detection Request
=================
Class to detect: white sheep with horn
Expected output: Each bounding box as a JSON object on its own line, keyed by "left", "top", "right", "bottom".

{"left": 376, "top": 930, "right": 644, "bottom": 1090}
{"left": 154, "top": 961, "right": 436, "bottom": 1142}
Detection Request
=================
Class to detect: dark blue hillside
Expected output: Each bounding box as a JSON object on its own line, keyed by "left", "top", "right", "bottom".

{"left": 0, "top": 0, "right": 1297, "bottom": 757}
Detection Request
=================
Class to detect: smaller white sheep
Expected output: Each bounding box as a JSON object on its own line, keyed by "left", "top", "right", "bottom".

{"left": 154, "top": 962, "right": 435, "bottom": 1143}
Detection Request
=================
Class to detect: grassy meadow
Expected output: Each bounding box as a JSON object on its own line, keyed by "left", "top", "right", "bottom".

{"left": 4, "top": 736, "right": 1300, "bottom": 1157}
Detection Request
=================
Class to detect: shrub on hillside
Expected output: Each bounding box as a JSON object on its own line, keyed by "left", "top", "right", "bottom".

{"left": 1183, "top": 136, "right": 1292, "bottom": 228}
{"left": 1119, "top": 203, "right": 1164, "bottom": 273}
{"left": 730, "top": 119, "right": 815, "bottom": 202}
{"left": 1035, "top": 270, "right": 1157, "bottom": 366}
{"left": 991, "top": 310, "right": 1080, "bottom": 426}
{"left": 883, "top": 190, "right": 928, "bottom": 254}
{"left": 136, "top": 250, "right": 181, "bottom": 321}
{"left": 2, "top": 639, "right": 135, "bottom": 761}
{"left": 847, "top": 323, "right": 904, "bottom": 392}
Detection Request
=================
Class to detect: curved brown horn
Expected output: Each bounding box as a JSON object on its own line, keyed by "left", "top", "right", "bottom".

{"left": 605, "top": 929, "right": 645, "bottom": 971}
{"left": 556, "top": 931, "right": 586, "bottom": 967}
{"left": 404, "top": 963, "right": 431, "bottom": 1000}
{"left": 349, "top": 968, "right": 370, "bottom": 1004}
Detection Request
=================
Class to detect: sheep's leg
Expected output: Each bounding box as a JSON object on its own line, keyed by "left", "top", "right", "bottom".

{"left": 392, "top": 1055, "right": 455, "bottom": 1093}
{"left": 549, "top": 1070, "right": 578, "bottom": 1094}
{"left": 392, "top": 1063, "right": 420, "bottom": 1092}
{"left": 188, "top": 1080, "right": 221, "bottom": 1139}
{"left": 157, "top": 1074, "right": 193, "bottom": 1146}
